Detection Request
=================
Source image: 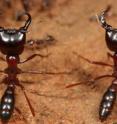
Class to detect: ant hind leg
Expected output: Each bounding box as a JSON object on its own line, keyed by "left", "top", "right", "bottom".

{"left": 16, "top": 84, "right": 35, "bottom": 117}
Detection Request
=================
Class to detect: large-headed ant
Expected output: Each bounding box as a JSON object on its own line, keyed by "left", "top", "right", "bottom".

{"left": 0, "top": 12, "right": 71, "bottom": 123}
{"left": 0, "top": 12, "right": 35, "bottom": 122}
{"left": 66, "top": 11, "right": 117, "bottom": 121}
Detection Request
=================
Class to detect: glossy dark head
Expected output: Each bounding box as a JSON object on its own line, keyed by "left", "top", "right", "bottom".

{"left": 98, "top": 11, "right": 117, "bottom": 52}
{"left": 0, "top": 13, "right": 31, "bottom": 55}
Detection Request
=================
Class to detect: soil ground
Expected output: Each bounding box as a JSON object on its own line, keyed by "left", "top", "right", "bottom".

{"left": 0, "top": 0, "right": 117, "bottom": 124}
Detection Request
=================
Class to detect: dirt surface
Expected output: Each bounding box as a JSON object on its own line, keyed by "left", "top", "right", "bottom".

{"left": 0, "top": 0, "right": 117, "bottom": 124}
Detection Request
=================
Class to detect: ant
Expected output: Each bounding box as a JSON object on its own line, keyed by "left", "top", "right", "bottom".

{"left": 66, "top": 11, "right": 117, "bottom": 121}
{"left": 0, "top": 12, "right": 70, "bottom": 123}
{"left": 0, "top": 12, "right": 36, "bottom": 122}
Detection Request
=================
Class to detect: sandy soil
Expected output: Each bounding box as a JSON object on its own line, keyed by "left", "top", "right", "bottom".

{"left": 0, "top": 0, "right": 117, "bottom": 124}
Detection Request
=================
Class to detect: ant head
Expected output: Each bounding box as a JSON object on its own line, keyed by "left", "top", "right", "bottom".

{"left": 98, "top": 11, "right": 117, "bottom": 52}
{"left": 0, "top": 13, "right": 31, "bottom": 55}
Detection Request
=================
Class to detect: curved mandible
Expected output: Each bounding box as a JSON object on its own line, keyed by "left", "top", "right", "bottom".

{"left": 20, "top": 13, "right": 32, "bottom": 31}
{"left": 98, "top": 11, "right": 112, "bottom": 31}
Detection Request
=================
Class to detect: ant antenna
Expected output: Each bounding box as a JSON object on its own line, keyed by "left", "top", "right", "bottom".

{"left": 20, "top": 13, "right": 32, "bottom": 32}
{"left": 98, "top": 11, "right": 112, "bottom": 31}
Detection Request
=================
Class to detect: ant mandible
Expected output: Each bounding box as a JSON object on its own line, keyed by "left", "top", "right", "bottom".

{"left": 66, "top": 11, "right": 117, "bottom": 121}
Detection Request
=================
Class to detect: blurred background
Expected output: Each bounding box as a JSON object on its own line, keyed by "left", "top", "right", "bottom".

{"left": 0, "top": 0, "right": 117, "bottom": 124}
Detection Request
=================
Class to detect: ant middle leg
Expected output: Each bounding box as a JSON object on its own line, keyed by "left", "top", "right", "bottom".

{"left": 20, "top": 69, "right": 72, "bottom": 75}
{"left": 65, "top": 74, "right": 115, "bottom": 88}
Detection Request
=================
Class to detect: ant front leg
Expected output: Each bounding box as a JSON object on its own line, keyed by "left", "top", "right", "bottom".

{"left": 73, "top": 52, "right": 113, "bottom": 68}
{"left": 19, "top": 53, "right": 50, "bottom": 64}
{"left": 20, "top": 69, "right": 72, "bottom": 75}
{"left": 65, "top": 74, "right": 115, "bottom": 88}
{"left": 99, "top": 79, "right": 117, "bottom": 121}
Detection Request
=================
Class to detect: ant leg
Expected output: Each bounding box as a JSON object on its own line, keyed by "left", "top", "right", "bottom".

{"left": 17, "top": 84, "right": 35, "bottom": 117}
{"left": 65, "top": 74, "right": 114, "bottom": 88}
{"left": 20, "top": 69, "right": 72, "bottom": 75}
{"left": 21, "top": 80, "right": 33, "bottom": 84}
{"left": 19, "top": 53, "right": 50, "bottom": 64}
{"left": 73, "top": 52, "right": 113, "bottom": 68}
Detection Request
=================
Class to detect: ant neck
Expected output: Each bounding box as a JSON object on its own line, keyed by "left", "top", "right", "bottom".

{"left": 6, "top": 55, "right": 19, "bottom": 67}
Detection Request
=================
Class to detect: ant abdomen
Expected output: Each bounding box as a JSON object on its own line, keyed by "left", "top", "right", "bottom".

{"left": 0, "top": 84, "right": 15, "bottom": 121}
{"left": 99, "top": 85, "right": 116, "bottom": 121}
